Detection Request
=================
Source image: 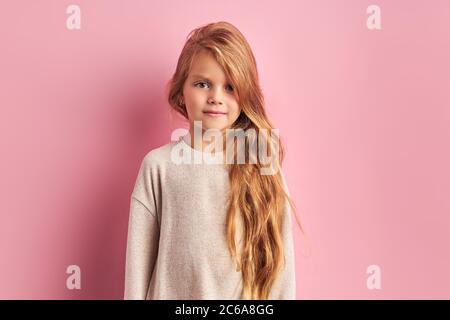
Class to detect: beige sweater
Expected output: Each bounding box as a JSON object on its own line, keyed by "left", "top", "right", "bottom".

{"left": 124, "top": 135, "right": 296, "bottom": 299}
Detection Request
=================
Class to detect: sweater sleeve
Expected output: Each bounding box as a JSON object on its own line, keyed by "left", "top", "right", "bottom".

{"left": 124, "top": 196, "right": 160, "bottom": 300}
{"left": 268, "top": 170, "right": 297, "bottom": 300}
{"left": 124, "top": 153, "right": 161, "bottom": 299}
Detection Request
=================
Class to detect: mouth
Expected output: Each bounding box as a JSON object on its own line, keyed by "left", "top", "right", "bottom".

{"left": 203, "top": 111, "right": 227, "bottom": 117}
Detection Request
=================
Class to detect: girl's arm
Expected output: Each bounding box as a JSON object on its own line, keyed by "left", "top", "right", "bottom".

{"left": 123, "top": 196, "right": 160, "bottom": 300}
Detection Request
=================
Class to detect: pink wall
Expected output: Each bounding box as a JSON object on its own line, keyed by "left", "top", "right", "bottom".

{"left": 0, "top": 0, "right": 449, "bottom": 299}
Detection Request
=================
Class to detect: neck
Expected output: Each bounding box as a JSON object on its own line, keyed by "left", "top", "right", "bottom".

{"left": 187, "top": 127, "right": 225, "bottom": 153}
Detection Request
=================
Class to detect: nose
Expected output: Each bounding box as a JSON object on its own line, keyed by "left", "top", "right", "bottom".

{"left": 207, "top": 87, "right": 223, "bottom": 105}
{"left": 207, "top": 97, "right": 221, "bottom": 105}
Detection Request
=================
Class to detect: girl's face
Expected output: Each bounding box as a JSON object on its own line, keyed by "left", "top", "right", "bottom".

{"left": 181, "top": 50, "right": 241, "bottom": 133}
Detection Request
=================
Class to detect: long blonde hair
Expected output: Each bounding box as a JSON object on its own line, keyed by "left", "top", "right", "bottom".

{"left": 167, "top": 21, "right": 304, "bottom": 299}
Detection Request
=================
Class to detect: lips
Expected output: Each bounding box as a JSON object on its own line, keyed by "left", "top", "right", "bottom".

{"left": 203, "top": 110, "right": 227, "bottom": 118}
{"left": 203, "top": 110, "right": 227, "bottom": 114}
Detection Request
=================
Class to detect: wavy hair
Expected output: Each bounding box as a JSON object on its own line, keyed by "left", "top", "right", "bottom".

{"left": 167, "top": 21, "right": 304, "bottom": 299}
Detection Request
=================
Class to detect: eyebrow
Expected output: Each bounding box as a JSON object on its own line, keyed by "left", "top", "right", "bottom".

{"left": 190, "top": 74, "right": 229, "bottom": 83}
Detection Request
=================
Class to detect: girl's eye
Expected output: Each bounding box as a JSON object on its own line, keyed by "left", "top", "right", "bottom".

{"left": 195, "top": 81, "right": 210, "bottom": 89}
{"left": 195, "top": 81, "right": 234, "bottom": 93}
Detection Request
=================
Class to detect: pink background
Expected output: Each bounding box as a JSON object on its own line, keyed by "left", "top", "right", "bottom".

{"left": 0, "top": 0, "right": 449, "bottom": 299}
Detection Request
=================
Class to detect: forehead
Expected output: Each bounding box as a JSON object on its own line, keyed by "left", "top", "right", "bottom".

{"left": 188, "top": 50, "right": 228, "bottom": 83}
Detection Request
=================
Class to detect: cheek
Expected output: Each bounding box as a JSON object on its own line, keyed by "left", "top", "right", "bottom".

{"left": 185, "top": 90, "right": 205, "bottom": 109}
{"left": 229, "top": 102, "right": 241, "bottom": 119}
{"left": 183, "top": 89, "right": 202, "bottom": 116}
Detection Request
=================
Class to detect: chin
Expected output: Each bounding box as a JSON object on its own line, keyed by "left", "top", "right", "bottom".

{"left": 202, "top": 124, "right": 228, "bottom": 132}
{"left": 203, "top": 126, "right": 225, "bottom": 132}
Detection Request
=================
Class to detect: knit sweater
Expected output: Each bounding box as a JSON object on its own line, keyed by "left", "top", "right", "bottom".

{"left": 123, "top": 135, "right": 296, "bottom": 299}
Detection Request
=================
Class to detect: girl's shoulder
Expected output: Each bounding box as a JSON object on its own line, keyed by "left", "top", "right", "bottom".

{"left": 140, "top": 140, "right": 178, "bottom": 168}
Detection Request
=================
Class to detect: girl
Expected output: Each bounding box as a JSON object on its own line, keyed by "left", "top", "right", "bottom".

{"left": 124, "top": 21, "right": 303, "bottom": 300}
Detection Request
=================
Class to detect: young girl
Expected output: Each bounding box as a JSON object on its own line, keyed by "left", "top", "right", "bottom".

{"left": 124, "top": 21, "right": 302, "bottom": 300}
